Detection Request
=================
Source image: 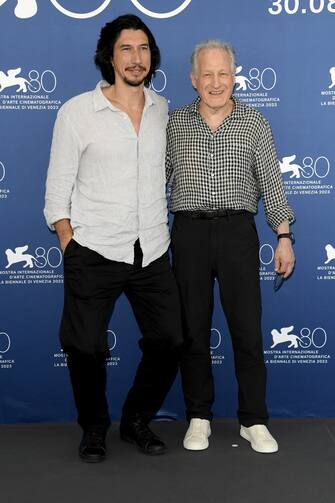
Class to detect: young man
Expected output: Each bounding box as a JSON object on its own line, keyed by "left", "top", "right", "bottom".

{"left": 44, "top": 14, "right": 183, "bottom": 462}
{"left": 167, "top": 40, "right": 295, "bottom": 453}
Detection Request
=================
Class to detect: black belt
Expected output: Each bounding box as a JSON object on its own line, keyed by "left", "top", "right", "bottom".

{"left": 176, "top": 210, "right": 248, "bottom": 220}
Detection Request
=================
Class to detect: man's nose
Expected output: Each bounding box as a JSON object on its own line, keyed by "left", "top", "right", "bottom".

{"left": 212, "top": 75, "right": 220, "bottom": 88}
{"left": 131, "top": 48, "right": 141, "bottom": 63}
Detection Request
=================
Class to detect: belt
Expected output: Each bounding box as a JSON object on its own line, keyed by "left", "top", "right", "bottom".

{"left": 176, "top": 209, "right": 248, "bottom": 220}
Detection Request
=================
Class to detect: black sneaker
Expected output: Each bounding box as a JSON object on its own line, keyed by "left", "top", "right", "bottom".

{"left": 120, "top": 415, "right": 167, "bottom": 456}
{"left": 79, "top": 430, "right": 106, "bottom": 463}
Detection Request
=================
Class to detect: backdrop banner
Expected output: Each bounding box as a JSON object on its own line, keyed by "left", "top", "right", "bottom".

{"left": 0, "top": 0, "right": 334, "bottom": 423}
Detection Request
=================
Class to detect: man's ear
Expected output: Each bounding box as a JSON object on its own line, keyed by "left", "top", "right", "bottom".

{"left": 190, "top": 72, "right": 197, "bottom": 91}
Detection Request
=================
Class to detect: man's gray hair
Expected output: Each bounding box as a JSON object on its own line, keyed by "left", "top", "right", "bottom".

{"left": 191, "top": 39, "right": 236, "bottom": 75}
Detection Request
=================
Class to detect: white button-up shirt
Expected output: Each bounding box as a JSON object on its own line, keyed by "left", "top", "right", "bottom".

{"left": 44, "top": 81, "right": 170, "bottom": 267}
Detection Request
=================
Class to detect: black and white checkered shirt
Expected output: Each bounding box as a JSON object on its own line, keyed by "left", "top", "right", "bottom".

{"left": 166, "top": 96, "right": 294, "bottom": 230}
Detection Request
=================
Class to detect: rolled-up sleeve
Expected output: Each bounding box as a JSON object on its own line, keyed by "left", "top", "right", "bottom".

{"left": 254, "top": 119, "right": 295, "bottom": 231}
{"left": 44, "top": 110, "right": 82, "bottom": 230}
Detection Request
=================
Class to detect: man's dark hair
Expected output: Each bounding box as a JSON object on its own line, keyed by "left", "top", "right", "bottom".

{"left": 95, "top": 14, "right": 161, "bottom": 86}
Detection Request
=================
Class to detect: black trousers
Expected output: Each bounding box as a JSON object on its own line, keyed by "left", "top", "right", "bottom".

{"left": 171, "top": 212, "right": 268, "bottom": 427}
{"left": 60, "top": 239, "right": 183, "bottom": 431}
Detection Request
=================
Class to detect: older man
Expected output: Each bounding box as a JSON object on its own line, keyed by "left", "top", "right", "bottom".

{"left": 167, "top": 40, "right": 295, "bottom": 453}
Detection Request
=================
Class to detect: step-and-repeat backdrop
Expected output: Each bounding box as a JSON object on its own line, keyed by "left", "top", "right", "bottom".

{"left": 0, "top": 0, "right": 334, "bottom": 423}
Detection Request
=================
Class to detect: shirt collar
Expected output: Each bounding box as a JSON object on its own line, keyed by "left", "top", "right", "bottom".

{"left": 188, "top": 94, "right": 245, "bottom": 120}
{"left": 93, "top": 80, "right": 154, "bottom": 112}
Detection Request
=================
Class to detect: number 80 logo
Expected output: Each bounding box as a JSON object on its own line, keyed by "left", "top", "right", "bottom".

{"left": 298, "top": 327, "right": 327, "bottom": 349}
{"left": 11, "top": 1, "right": 193, "bottom": 19}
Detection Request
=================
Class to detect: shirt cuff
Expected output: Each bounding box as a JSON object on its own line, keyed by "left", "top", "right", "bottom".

{"left": 44, "top": 209, "right": 71, "bottom": 231}
{"left": 267, "top": 207, "right": 295, "bottom": 231}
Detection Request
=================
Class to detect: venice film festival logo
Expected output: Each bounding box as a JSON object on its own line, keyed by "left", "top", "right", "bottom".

{"left": 0, "top": 68, "right": 29, "bottom": 93}
{"left": 0, "top": 67, "right": 61, "bottom": 112}
{"left": 264, "top": 325, "right": 330, "bottom": 366}
{"left": 1, "top": 244, "right": 64, "bottom": 286}
{"left": 0, "top": 0, "right": 193, "bottom": 19}
{"left": 320, "top": 66, "right": 335, "bottom": 108}
{"left": 316, "top": 243, "right": 335, "bottom": 281}
{"left": 279, "top": 154, "right": 333, "bottom": 197}
{"left": 234, "top": 64, "right": 280, "bottom": 109}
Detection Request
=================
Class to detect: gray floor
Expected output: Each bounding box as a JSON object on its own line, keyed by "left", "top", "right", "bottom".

{"left": 1, "top": 419, "right": 335, "bottom": 503}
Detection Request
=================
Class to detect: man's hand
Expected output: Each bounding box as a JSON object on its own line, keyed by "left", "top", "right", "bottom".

{"left": 274, "top": 239, "right": 295, "bottom": 278}
{"left": 54, "top": 219, "right": 73, "bottom": 253}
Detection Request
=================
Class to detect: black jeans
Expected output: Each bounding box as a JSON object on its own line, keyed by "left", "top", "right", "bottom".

{"left": 61, "top": 239, "right": 183, "bottom": 431}
{"left": 171, "top": 212, "right": 268, "bottom": 427}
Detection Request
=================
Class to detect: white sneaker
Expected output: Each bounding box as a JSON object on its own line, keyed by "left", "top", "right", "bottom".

{"left": 240, "top": 424, "right": 278, "bottom": 453}
{"left": 183, "top": 418, "right": 211, "bottom": 451}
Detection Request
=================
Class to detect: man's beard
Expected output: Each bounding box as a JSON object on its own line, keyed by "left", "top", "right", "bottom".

{"left": 122, "top": 65, "right": 148, "bottom": 87}
{"left": 123, "top": 76, "right": 146, "bottom": 87}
